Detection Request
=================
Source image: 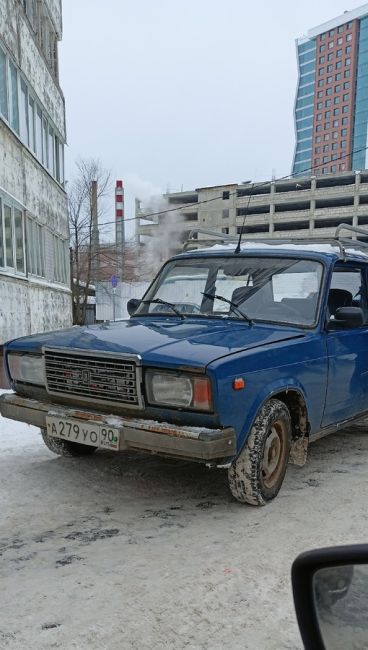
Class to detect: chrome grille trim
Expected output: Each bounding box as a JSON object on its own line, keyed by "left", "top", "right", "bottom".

{"left": 43, "top": 347, "right": 143, "bottom": 409}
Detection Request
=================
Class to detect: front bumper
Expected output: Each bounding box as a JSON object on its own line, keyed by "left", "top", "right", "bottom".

{"left": 0, "top": 393, "right": 236, "bottom": 462}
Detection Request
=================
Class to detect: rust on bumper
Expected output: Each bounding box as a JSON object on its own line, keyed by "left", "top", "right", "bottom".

{"left": 0, "top": 393, "right": 236, "bottom": 462}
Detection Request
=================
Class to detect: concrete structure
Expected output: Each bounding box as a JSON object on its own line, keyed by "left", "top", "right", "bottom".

{"left": 293, "top": 4, "right": 368, "bottom": 177}
{"left": 0, "top": 0, "right": 71, "bottom": 366}
{"left": 136, "top": 171, "right": 368, "bottom": 265}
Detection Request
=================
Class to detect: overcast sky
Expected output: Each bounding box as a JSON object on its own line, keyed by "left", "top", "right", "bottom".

{"left": 60, "top": 0, "right": 362, "bottom": 237}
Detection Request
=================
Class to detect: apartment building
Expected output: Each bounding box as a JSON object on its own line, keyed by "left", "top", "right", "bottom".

{"left": 0, "top": 0, "right": 71, "bottom": 364}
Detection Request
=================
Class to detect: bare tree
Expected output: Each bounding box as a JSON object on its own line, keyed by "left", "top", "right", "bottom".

{"left": 68, "top": 158, "right": 111, "bottom": 325}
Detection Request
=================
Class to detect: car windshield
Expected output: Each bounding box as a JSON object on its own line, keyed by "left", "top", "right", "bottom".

{"left": 135, "top": 256, "right": 323, "bottom": 326}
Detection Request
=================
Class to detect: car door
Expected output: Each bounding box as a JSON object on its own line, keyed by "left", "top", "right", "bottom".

{"left": 322, "top": 263, "right": 368, "bottom": 427}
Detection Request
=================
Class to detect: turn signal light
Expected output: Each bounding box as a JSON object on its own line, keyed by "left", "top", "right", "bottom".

{"left": 193, "top": 377, "right": 212, "bottom": 410}
{"left": 233, "top": 377, "right": 245, "bottom": 391}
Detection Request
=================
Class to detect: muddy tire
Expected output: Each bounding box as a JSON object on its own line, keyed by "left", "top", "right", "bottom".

{"left": 41, "top": 429, "right": 97, "bottom": 457}
{"left": 228, "top": 399, "right": 291, "bottom": 506}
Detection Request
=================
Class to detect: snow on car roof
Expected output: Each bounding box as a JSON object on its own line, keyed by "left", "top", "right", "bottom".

{"left": 182, "top": 240, "right": 368, "bottom": 261}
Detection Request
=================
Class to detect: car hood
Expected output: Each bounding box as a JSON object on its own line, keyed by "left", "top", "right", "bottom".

{"left": 6, "top": 317, "right": 305, "bottom": 368}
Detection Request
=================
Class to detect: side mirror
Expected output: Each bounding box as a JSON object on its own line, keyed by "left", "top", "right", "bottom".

{"left": 292, "top": 544, "right": 368, "bottom": 650}
{"left": 328, "top": 306, "right": 364, "bottom": 329}
{"left": 127, "top": 298, "right": 141, "bottom": 316}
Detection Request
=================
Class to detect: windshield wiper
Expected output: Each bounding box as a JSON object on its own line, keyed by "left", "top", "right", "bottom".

{"left": 141, "top": 298, "right": 185, "bottom": 319}
{"left": 201, "top": 292, "right": 252, "bottom": 323}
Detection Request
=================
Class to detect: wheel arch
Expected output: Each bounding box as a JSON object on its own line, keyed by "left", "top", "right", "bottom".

{"left": 238, "top": 381, "right": 310, "bottom": 467}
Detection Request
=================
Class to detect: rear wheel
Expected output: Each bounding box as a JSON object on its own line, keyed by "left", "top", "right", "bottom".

{"left": 41, "top": 428, "right": 97, "bottom": 457}
{"left": 228, "top": 399, "right": 291, "bottom": 506}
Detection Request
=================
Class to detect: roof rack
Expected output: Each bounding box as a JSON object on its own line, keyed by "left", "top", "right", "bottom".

{"left": 183, "top": 224, "right": 368, "bottom": 261}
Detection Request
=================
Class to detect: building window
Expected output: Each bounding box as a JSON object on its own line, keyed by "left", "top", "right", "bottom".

{"left": 343, "top": 93, "right": 349, "bottom": 101}
{"left": 332, "top": 153, "right": 338, "bottom": 160}
{"left": 0, "top": 45, "right": 65, "bottom": 186}
{"left": 331, "top": 165, "right": 337, "bottom": 172}
{"left": 316, "top": 136, "right": 321, "bottom": 142}
{"left": 0, "top": 196, "right": 26, "bottom": 274}
{"left": 346, "top": 45, "right": 352, "bottom": 54}
{"left": 338, "top": 25, "right": 344, "bottom": 34}
{"left": 341, "top": 140, "right": 347, "bottom": 148}
{"left": 324, "top": 122, "right": 330, "bottom": 129}
{"left": 332, "top": 142, "right": 338, "bottom": 150}
{"left": 27, "top": 218, "right": 45, "bottom": 277}
{"left": 222, "top": 191, "right": 230, "bottom": 200}
{"left": 318, "top": 79, "right": 324, "bottom": 87}
{"left": 325, "top": 99, "right": 332, "bottom": 107}
{"left": 326, "top": 87, "right": 332, "bottom": 96}
{"left": 315, "top": 146, "right": 321, "bottom": 153}
{"left": 317, "top": 90, "right": 323, "bottom": 98}
{"left": 341, "top": 128, "right": 347, "bottom": 136}
{"left": 0, "top": 47, "right": 8, "bottom": 120}
{"left": 333, "top": 108, "right": 339, "bottom": 115}
{"left": 323, "top": 156, "right": 329, "bottom": 163}
{"left": 327, "top": 76, "right": 333, "bottom": 83}
{"left": 342, "top": 105, "right": 349, "bottom": 113}
{"left": 321, "top": 33, "right": 326, "bottom": 40}
{"left": 316, "top": 124, "right": 322, "bottom": 132}
{"left": 325, "top": 110, "right": 331, "bottom": 118}
{"left": 347, "top": 33, "right": 352, "bottom": 41}
{"left": 317, "top": 102, "right": 323, "bottom": 109}
{"left": 322, "top": 168, "right": 328, "bottom": 174}
{"left": 327, "top": 53, "right": 333, "bottom": 61}
{"left": 316, "top": 114, "right": 322, "bottom": 121}
{"left": 323, "top": 145, "right": 329, "bottom": 153}
{"left": 329, "top": 30, "right": 335, "bottom": 37}
{"left": 319, "top": 67, "right": 325, "bottom": 75}
{"left": 327, "top": 64, "right": 333, "bottom": 72}
{"left": 343, "top": 81, "right": 350, "bottom": 89}
{"left": 334, "top": 96, "right": 340, "bottom": 104}
{"left": 319, "top": 56, "right": 325, "bottom": 64}
{"left": 332, "top": 131, "right": 338, "bottom": 139}
{"left": 336, "top": 61, "right": 342, "bottom": 69}
{"left": 333, "top": 119, "right": 339, "bottom": 127}
{"left": 222, "top": 208, "right": 229, "bottom": 219}
{"left": 335, "top": 73, "right": 341, "bottom": 80}
{"left": 347, "top": 21, "right": 353, "bottom": 29}
{"left": 335, "top": 84, "right": 341, "bottom": 92}
{"left": 345, "top": 58, "right": 351, "bottom": 66}
{"left": 342, "top": 116, "right": 348, "bottom": 124}
{"left": 324, "top": 134, "right": 330, "bottom": 141}
{"left": 320, "top": 44, "right": 325, "bottom": 52}
{"left": 337, "top": 37, "right": 343, "bottom": 45}
{"left": 344, "top": 69, "right": 350, "bottom": 77}
{"left": 9, "top": 61, "right": 19, "bottom": 133}
{"left": 336, "top": 49, "right": 342, "bottom": 57}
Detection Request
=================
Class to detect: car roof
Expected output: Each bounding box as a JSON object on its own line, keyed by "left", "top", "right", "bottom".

{"left": 174, "top": 240, "right": 368, "bottom": 264}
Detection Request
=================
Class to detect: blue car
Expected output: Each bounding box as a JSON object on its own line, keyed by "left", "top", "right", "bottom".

{"left": 2, "top": 227, "right": 368, "bottom": 506}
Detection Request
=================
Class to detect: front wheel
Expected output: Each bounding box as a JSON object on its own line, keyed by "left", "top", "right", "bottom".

{"left": 41, "top": 429, "right": 98, "bottom": 457}
{"left": 228, "top": 399, "right": 291, "bottom": 506}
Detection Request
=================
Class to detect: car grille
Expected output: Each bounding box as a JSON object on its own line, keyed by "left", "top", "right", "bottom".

{"left": 44, "top": 349, "right": 142, "bottom": 407}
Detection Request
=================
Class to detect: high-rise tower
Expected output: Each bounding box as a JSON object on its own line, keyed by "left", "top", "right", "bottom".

{"left": 292, "top": 4, "right": 368, "bottom": 177}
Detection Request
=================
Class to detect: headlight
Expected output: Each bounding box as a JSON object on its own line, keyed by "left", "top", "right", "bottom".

{"left": 145, "top": 371, "right": 212, "bottom": 411}
{"left": 7, "top": 353, "right": 45, "bottom": 386}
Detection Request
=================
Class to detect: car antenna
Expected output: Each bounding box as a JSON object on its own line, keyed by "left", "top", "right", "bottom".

{"left": 234, "top": 183, "right": 254, "bottom": 254}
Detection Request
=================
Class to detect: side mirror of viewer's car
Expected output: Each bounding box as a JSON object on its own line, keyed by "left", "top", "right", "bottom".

{"left": 127, "top": 298, "right": 141, "bottom": 316}
{"left": 328, "top": 307, "right": 364, "bottom": 329}
{"left": 292, "top": 544, "right": 368, "bottom": 650}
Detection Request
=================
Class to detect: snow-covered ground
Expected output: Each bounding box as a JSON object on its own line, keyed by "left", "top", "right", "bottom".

{"left": 1, "top": 390, "right": 368, "bottom": 649}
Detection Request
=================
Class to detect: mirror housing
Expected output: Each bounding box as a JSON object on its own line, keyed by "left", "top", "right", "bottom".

{"left": 292, "top": 544, "right": 368, "bottom": 650}
{"left": 127, "top": 298, "right": 141, "bottom": 316}
{"left": 328, "top": 306, "right": 364, "bottom": 329}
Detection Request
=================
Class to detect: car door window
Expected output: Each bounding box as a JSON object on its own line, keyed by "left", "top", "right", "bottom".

{"left": 329, "top": 267, "right": 367, "bottom": 322}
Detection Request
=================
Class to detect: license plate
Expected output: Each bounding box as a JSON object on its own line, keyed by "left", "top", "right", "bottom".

{"left": 45, "top": 416, "right": 120, "bottom": 451}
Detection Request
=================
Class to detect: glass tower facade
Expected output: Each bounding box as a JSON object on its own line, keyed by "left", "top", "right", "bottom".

{"left": 352, "top": 15, "right": 368, "bottom": 170}
{"left": 293, "top": 40, "right": 316, "bottom": 177}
